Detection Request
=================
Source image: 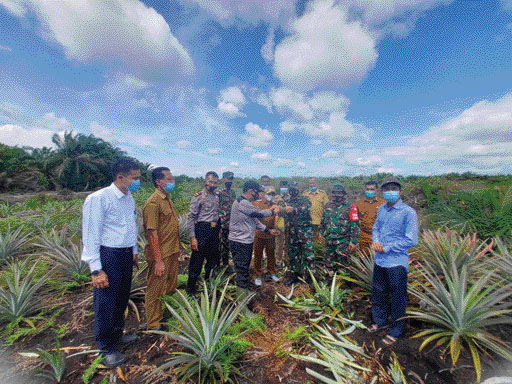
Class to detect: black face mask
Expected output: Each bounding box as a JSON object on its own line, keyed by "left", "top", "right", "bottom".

{"left": 289, "top": 189, "right": 299, "bottom": 197}
{"left": 225, "top": 182, "right": 233, "bottom": 189}
{"left": 208, "top": 186, "right": 216, "bottom": 193}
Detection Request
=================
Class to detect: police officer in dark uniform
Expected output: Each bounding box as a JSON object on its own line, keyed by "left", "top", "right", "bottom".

{"left": 186, "top": 171, "right": 220, "bottom": 295}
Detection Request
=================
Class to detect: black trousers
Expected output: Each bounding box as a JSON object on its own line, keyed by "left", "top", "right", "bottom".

{"left": 229, "top": 240, "right": 253, "bottom": 288}
{"left": 187, "top": 222, "right": 220, "bottom": 294}
{"left": 94, "top": 246, "right": 133, "bottom": 353}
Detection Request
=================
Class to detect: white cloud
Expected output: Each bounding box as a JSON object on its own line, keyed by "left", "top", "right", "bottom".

{"left": 504, "top": 0, "right": 512, "bottom": 11}
{"left": 207, "top": 147, "right": 222, "bottom": 154}
{"left": 297, "top": 160, "right": 306, "bottom": 168}
{"left": 242, "top": 146, "right": 256, "bottom": 153}
{"left": 273, "top": 0, "right": 378, "bottom": 92}
{"left": 322, "top": 150, "right": 338, "bottom": 158}
{"left": 6, "top": 0, "right": 194, "bottom": 82}
{"left": 176, "top": 140, "right": 191, "bottom": 149}
{"left": 242, "top": 122, "right": 273, "bottom": 147}
{"left": 310, "top": 139, "right": 323, "bottom": 145}
{"left": 0, "top": 0, "right": 26, "bottom": 16}
{"left": 0, "top": 44, "right": 12, "bottom": 52}
{"left": 261, "top": 29, "right": 275, "bottom": 63}
{"left": 273, "top": 157, "right": 294, "bottom": 167}
{"left": 37, "top": 112, "right": 71, "bottom": 131}
{"left": 136, "top": 135, "right": 156, "bottom": 147}
{"left": 0, "top": 124, "right": 61, "bottom": 148}
{"left": 89, "top": 121, "right": 114, "bottom": 141}
{"left": 251, "top": 152, "right": 272, "bottom": 161}
{"left": 384, "top": 92, "right": 512, "bottom": 174}
{"left": 217, "top": 86, "right": 247, "bottom": 118}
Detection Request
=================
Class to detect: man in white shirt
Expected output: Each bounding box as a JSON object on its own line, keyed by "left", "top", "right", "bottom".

{"left": 81, "top": 159, "right": 141, "bottom": 367}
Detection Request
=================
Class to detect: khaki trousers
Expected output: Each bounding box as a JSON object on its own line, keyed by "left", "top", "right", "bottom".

{"left": 145, "top": 253, "right": 179, "bottom": 330}
{"left": 253, "top": 236, "right": 276, "bottom": 276}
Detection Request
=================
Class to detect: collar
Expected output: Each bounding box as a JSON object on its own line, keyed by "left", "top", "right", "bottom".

{"left": 111, "top": 183, "right": 126, "bottom": 199}
{"left": 155, "top": 188, "right": 168, "bottom": 200}
{"left": 385, "top": 198, "right": 405, "bottom": 210}
{"left": 364, "top": 197, "right": 378, "bottom": 203}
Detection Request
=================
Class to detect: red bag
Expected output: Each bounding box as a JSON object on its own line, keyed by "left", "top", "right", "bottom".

{"left": 349, "top": 204, "right": 359, "bottom": 222}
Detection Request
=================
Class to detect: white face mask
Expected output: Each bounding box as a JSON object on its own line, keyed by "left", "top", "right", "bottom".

{"left": 265, "top": 194, "right": 273, "bottom": 202}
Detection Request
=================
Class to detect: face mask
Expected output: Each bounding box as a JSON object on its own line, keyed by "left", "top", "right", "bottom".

{"left": 383, "top": 191, "right": 400, "bottom": 203}
{"left": 290, "top": 189, "right": 299, "bottom": 197}
{"left": 266, "top": 194, "right": 273, "bottom": 202}
{"left": 310, "top": 186, "right": 317, "bottom": 192}
{"left": 225, "top": 182, "right": 233, "bottom": 189}
{"left": 365, "top": 191, "right": 376, "bottom": 199}
{"left": 208, "top": 186, "right": 216, "bottom": 193}
{"left": 128, "top": 179, "right": 140, "bottom": 193}
{"left": 280, "top": 187, "right": 288, "bottom": 195}
{"left": 165, "top": 182, "right": 175, "bottom": 193}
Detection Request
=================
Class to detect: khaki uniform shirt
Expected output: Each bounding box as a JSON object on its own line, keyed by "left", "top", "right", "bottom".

{"left": 355, "top": 197, "right": 387, "bottom": 237}
{"left": 187, "top": 189, "right": 220, "bottom": 238}
{"left": 303, "top": 189, "right": 329, "bottom": 226}
{"left": 253, "top": 199, "right": 276, "bottom": 239}
{"left": 143, "top": 189, "right": 180, "bottom": 260}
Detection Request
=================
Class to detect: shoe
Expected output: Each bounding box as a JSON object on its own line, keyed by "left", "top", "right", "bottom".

{"left": 269, "top": 274, "right": 280, "bottom": 283}
{"left": 382, "top": 334, "right": 398, "bottom": 346}
{"left": 119, "top": 334, "right": 138, "bottom": 344}
{"left": 102, "top": 351, "right": 126, "bottom": 368}
{"left": 284, "top": 273, "right": 299, "bottom": 286}
{"left": 254, "top": 277, "right": 262, "bottom": 286}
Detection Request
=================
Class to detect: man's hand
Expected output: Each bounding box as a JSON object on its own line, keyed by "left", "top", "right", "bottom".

{"left": 269, "top": 229, "right": 279, "bottom": 236}
{"left": 190, "top": 237, "right": 198, "bottom": 251}
{"left": 133, "top": 253, "right": 139, "bottom": 267}
{"left": 154, "top": 260, "right": 166, "bottom": 277}
{"left": 92, "top": 271, "right": 109, "bottom": 289}
{"left": 371, "top": 242, "right": 384, "bottom": 253}
{"left": 285, "top": 206, "right": 295, "bottom": 214}
{"left": 348, "top": 243, "right": 357, "bottom": 252}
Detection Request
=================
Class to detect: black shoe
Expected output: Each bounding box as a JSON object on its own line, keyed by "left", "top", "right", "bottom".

{"left": 102, "top": 351, "right": 126, "bottom": 368}
{"left": 284, "top": 273, "right": 299, "bottom": 286}
{"left": 119, "top": 334, "right": 138, "bottom": 344}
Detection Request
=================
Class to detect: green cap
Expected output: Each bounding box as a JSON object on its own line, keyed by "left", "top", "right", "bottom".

{"left": 332, "top": 184, "right": 345, "bottom": 192}
{"left": 222, "top": 171, "right": 234, "bottom": 180}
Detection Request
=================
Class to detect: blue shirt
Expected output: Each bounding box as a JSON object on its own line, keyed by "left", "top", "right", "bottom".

{"left": 372, "top": 199, "right": 418, "bottom": 270}
{"left": 81, "top": 183, "right": 138, "bottom": 272}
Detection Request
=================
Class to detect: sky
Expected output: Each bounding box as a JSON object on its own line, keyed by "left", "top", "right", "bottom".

{"left": 0, "top": 0, "right": 511, "bottom": 178}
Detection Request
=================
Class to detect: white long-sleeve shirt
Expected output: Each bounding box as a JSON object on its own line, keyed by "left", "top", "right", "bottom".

{"left": 81, "top": 183, "right": 138, "bottom": 272}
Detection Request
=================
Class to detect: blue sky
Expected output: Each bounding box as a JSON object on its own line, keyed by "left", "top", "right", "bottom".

{"left": 1, "top": 0, "right": 511, "bottom": 177}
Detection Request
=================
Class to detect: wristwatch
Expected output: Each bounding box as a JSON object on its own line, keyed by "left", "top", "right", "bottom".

{"left": 91, "top": 270, "right": 102, "bottom": 276}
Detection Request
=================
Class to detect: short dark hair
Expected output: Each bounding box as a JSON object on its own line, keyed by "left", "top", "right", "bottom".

{"left": 205, "top": 171, "right": 219, "bottom": 180}
{"left": 260, "top": 175, "right": 270, "bottom": 180}
{"left": 111, "top": 159, "right": 140, "bottom": 179}
{"left": 152, "top": 167, "right": 170, "bottom": 187}
{"left": 365, "top": 180, "right": 378, "bottom": 188}
{"left": 243, "top": 180, "right": 262, "bottom": 193}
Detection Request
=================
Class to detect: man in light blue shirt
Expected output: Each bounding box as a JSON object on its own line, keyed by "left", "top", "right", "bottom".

{"left": 371, "top": 176, "right": 418, "bottom": 345}
{"left": 81, "top": 159, "right": 141, "bottom": 367}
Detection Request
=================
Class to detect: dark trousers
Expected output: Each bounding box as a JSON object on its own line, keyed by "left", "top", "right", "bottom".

{"left": 230, "top": 240, "right": 253, "bottom": 288}
{"left": 187, "top": 222, "right": 220, "bottom": 294}
{"left": 94, "top": 246, "right": 133, "bottom": 353}
{"left": 372, "top": 264, "right": 408, "bottom": 338}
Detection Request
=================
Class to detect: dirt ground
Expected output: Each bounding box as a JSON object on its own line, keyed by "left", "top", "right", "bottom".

{"left": 2, "top": 261, "right": 511, "bottom": 384}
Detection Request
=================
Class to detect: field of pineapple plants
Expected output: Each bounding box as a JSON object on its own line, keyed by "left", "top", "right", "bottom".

{"left": 0, "top": 173, "right": 511, "bottom": 384}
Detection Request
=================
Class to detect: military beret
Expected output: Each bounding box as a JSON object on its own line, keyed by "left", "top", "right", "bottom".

{"left": 279, "top": 180, "right": 288, "bottom": 186}
{"left": 243, "top": 180, "right": 263, "bottom": 193}
{"left": 332, "top": 184, "right": 345, "bottom": 192}
{"left": 222, "top": 171, "right": 234, "bottom": 180}
{"left": 288, "top": 182, "right": 299, "bottom": 189}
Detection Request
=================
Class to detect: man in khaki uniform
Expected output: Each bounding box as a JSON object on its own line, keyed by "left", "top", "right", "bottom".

{"left": 143, "top": 167, "right": 180, "bottom": 330}
{"left": 355, "top": 180, "right": 386, "bottom": 255}
{"left": 302, "top": 177, "right": 329, "bottom": 241}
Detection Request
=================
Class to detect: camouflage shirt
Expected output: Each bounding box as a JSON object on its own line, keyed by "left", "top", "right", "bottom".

{"left": 286, "top": 195, "right": 312, "bottom": 229}
{"left": 321, "top": 201, "right": 360, "bottom": 244}
{"left": 218, "top": 188, "right": 236, "bottom": 228}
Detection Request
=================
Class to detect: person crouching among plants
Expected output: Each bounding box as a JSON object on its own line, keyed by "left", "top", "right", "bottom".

{"left": 370, "top": 177, "right": 418, "bottom": 346}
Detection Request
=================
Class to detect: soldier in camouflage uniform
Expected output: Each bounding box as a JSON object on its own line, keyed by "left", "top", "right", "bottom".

{"left": 218, "top": 171, "right": 236, "bottom": 272}
{"left": 321, "top": 184, "right": 360, "bottom": 274}
{"left": 274, "top": 180, "right": 290, "bottom": 267}
{"left": 284, "top": 182, "right": 314, "bottom": 286}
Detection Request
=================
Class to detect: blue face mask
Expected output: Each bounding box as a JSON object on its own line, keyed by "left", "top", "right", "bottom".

{"left": 383, "top": 191, "right": 400, "bottom": 203}
{"left": 365, "top": 191, "right": 376, "bottom": 199}
{"left": 310, "top": 186, "right": 317, "bottom": 192}
{"left": 280, "top": 187, "right": 288, "bottom": 195}
{"left": 165, "top": 182, "right": 175, "bottom": 193}
{"left": 128, "top": 179, "right": 141, "bottom": 193}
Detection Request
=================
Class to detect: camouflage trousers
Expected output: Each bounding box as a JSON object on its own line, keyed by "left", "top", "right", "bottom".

{"left": 219, "top": 227, "right": 231, "bottom": 266}
{"left": 324, "top": 240, "right": 351, "bottom": 273}
{"left": 288, "top": 225, "right": 314, "bottom": 275}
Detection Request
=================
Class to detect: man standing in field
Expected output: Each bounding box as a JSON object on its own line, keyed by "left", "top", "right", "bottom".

{"left": 218, "top": 171, "right": 236, "bottom": 273}
{"left": 355, "top": 181, "right": 386, "bottom": 255}
{"left": 303, "top": 177, "right": 329, "bottom": 242}
{"left": 142, "top": 167, "right": 180, "bottom": 331}
{"left": 186, "top": 171, "right": 220, "bottom": 295}
{"left": 81, "top": 159, "right": 141, "bottom": 367}
{"left": 274, "top": 180, "right": 290, "bottom": 268}
{"left": 285, "top": 182, "right": 314, "bottom": 286}
{"left": 371, "top": 177, "right": 418, "bottom": 346}
{"left": 321, "top": 184, "right": 360, "bottom": 275}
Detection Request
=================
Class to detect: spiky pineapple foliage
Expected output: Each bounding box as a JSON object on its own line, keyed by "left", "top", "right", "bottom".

{"left": 0, "top": 225, "right": 32, "bottom": 265}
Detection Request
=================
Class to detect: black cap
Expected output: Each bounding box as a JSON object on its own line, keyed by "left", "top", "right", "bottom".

{"left": 222, "top": 171, "right": 234, "bottom": 180}
{"left": 243, "top": 180, "right": 263, "bottom": 193}
{"left": 381, "top": 176, "right": 402, "bottom": 189}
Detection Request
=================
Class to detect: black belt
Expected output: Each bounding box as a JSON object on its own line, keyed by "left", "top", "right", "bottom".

{"left": 100, "top": 245, "right": 133, "bottom": 252}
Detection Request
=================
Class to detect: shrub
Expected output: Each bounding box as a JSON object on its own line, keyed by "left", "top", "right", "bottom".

{"left": 0, "top": 225, "right": 32, "bottom": 265}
